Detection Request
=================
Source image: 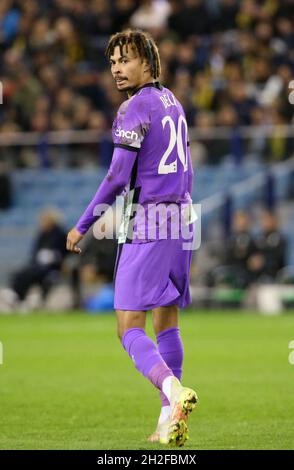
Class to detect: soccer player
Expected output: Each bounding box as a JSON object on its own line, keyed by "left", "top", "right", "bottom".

{"left": 66, "top": 29, "right": 198, "bottom": 446}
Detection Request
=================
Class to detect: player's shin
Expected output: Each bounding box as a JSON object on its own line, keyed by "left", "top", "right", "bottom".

{"left": 157, "top": 327, "right": 184, "bottom": 406}
{"left": 122, "top": 328, "right": 174, "bottom": 389}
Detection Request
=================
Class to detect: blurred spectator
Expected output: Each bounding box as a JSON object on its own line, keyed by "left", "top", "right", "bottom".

{"left": 246, "top": 105, "right": 268, "bottom": 159}
{"left": 0, "top": 0, "right": 292, "bottom": 167}
{"left": 266, "top": 108, "right": 293, "bottom": 161}
{"left": 10, "top": 208, "right": 67, "bottom": 301}
{"left": 215, "top": 0, "right": 239, "bottom": 32}
{"left": 223, "top": 210, "right": 258, "bottom": 287}
{"left": 54, "top": 16, "right": 85, "bottom": 67}
{"left": 11, "top": 66, "right": 43, "bottom": 130}
{"left": 85, "top": 0, "right": 113, "bottom": 38}
{"left": 191, "top": 111, "right": 227, "bottom": 165}
{"left": 168, "top": 0, "right": 211, "bottom": 39}
{"left": 130, "top": 0, "right": 171, "bottom": 37}
{"left": 251, "top": 209, "right": 287, "bottom": 280}
{"left": 228, "top": 80, "right": 256, "bottom": 125}
{"left": 70, "top": 235, "right": 117, "bottom": 309}
{"left": 69, "top": 206, "right": 118, "bottom": 309}
{"left": 192, "top": 71, "right": 215, "bottom": 111}
{"left": 214, "top": 208, "right": 287, "bottom": 288}
{"left": 112, "top": 0, "right": 138, "bottom": 33}
{"left": 0, "top": 0, "right": 21, "bottom": 48}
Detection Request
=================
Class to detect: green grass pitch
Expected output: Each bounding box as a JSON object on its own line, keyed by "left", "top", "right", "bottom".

{"left": 0, "top": 310, "right": 294, "bottom": 450}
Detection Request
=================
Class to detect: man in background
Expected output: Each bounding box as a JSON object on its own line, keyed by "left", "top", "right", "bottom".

{"left": 11, "top": 208, "right": 67, "bottom": 302}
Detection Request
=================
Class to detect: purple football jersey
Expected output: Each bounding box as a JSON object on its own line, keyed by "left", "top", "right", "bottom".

{"left": 113, "top": 82, "right": 193, "bottom": 243}
{"left": 76, "top": 82, "right": 194, "bottom": 240}
{"left": 113, "top": 82, "right": 193, "bottom": 205}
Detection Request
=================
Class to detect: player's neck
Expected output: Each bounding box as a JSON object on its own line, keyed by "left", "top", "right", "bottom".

{"left": 127, "top": 79, "right": 156, "bottom": 98}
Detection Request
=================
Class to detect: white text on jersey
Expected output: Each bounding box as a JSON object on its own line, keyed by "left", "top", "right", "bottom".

{"left": 115, "top": 127, "right": 138, "bottom": 140}
{"left": 160, "top": 93, "right": 177, "bottom": 109}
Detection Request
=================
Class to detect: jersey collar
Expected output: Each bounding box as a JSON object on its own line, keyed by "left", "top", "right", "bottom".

{"left": 130, "top": 81, "right": 163, "bottom": 96}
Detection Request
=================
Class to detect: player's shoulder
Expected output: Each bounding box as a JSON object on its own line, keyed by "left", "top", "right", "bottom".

{"left": 163, "top": 87, "right": 185, "bottom": 113}
{"left": 117, "top": 90, "right": 150, "bottom": 117}
{"left": 154, "top": 84, "right": 186, "bottom": 116}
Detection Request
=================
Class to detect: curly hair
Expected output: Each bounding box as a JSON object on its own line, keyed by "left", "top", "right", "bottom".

{"left": 105, "top": 29, "right": 161, "bottom": 80}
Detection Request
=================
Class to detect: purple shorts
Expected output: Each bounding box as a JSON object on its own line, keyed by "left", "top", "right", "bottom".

{"left": 113, "top": 237, "right": 193, "bottom": 311}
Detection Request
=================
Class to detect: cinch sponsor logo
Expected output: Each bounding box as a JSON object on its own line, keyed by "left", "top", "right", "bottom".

{"left": 115, "top": 127, "right": 138, "bottom": 140}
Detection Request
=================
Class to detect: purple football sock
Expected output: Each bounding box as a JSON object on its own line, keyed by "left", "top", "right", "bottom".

{"left": 157, "top": 327, "right": 184, "bottom": 406}
{"left": 122, "top": 328, "right": 173, "bottom": 391}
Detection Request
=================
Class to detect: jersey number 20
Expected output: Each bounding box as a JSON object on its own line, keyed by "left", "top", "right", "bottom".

{"left": 158, "top": 115, "right": 188, "bottom": 174}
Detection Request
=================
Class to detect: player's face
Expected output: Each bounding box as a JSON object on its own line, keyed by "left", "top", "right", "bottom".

{"left": 110, "top": 45, "right": 151, "bottom": 93}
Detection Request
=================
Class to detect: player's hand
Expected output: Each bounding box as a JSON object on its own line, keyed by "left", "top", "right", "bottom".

{"left": 66, "top": 227, "right": 83, "bottom": 254}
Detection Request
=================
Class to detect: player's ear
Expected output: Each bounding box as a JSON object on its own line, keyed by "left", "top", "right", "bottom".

{"left": 143, "top": 60, "right": 151, "bottom": 75}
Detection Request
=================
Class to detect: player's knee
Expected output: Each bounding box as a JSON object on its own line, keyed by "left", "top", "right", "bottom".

{"left": 125, "top": 313, "right": 142, "bottom": 329}
{"left": 152, "top": 306, "right": 178, "bottom": 335}
{"left": 117, "top": 323, "right": 135, "bottom": 341}
{"left": 116, "top": 310, "right": 146, "bottom": 341}
{"left": 153, "top": 320, "right": 169, "bottom": 336}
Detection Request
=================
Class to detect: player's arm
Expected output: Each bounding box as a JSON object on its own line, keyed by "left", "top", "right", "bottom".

{"left": 66, "top": 146, "right": 137, "bottom": 253}
{"left": 67, "top": 95, "right": 150, "bottom": 253}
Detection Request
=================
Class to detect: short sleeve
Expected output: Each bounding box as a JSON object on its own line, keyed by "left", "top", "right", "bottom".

{"left": 112, "top": 95, "right": 151, "bottom": 151}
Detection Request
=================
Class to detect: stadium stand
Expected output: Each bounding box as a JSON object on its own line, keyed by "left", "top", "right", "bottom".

{"left": 0, "top": 0, "right": 293, "bottom": 311}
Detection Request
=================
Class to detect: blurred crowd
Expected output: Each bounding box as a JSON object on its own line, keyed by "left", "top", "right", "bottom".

{"left": 0, "top": 1, "right": 293, "bottom": 311}
{"left": 0, "top": 205, "right": 288, "bottom": 312}
{"left": 0, "top": 207, "right": 117, "bottom": 312}
{"left": 0, "top": 0, "right": 293, "bottom": 167}
{"left": 216, "top": 209, "right": 287, "bottom": 287}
